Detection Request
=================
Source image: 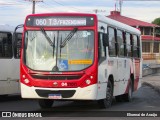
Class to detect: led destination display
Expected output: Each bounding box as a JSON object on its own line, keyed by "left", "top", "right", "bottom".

{"left": 26, "top": 16, "right": 94, "bottom": 27}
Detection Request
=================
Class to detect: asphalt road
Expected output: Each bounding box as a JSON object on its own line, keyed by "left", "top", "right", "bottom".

{"left": 0, "top": 84, "right": 160, "bottom": 119}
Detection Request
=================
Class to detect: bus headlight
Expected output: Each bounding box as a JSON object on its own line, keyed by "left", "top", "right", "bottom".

{"left": 86, "top": 79, "right": 91, "bottom": 85}
{"left": 24, "top": 79, "right": 30, "bottom": 84}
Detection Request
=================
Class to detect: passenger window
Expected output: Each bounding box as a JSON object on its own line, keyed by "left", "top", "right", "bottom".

{"left": 117, "top": 30, "right": 124, "bottom": 57}
{"left": 137, "top": 36, "right": 141, "bottom": 58}
{"left": 133, "top": 35, "right": 139, "bottom": 58}
{"left": 0, "top": 32, "right": 13, "bottom": 58}
{"left": 126, "top": 33, "right": 132, "bottom": 57}
{"left": 98, "top": 32, "right": 105, "bottom": 59}
{"left": 108, "top": 27, "right": 116, "bottom": 57}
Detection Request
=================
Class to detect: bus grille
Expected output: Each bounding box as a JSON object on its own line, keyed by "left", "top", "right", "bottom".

{"left": 31, "top": 75, "right": 82, "bottom": 80}
{"left": 35, "top": 89, "right": 76, "bottom": 98}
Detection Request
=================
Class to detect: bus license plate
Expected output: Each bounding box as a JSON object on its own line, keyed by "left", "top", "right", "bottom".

{"left": 48, "top": 94, "right": 62, "bottom": 99}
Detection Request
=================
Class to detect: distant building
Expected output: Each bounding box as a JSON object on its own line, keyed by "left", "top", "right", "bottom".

{"left": 107, "top": 11, "right": 160, "bottom": 64}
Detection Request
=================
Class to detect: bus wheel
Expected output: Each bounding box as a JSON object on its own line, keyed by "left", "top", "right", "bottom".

{"left": 98, "top": 80, "right": 113, "bottom": 108}
{"left": 38, "top": 99, "right": 54, "bottom": 108}
{"left": 123, "top": 80, "right": 133, "bottom": 102}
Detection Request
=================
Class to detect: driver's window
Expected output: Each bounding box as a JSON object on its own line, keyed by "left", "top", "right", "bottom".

{"left": 98, "top": 32, "right": 105, "bottom": 59}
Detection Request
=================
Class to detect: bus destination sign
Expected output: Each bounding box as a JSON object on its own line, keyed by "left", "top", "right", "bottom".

{"left": 26, "top": 16, "right": 94, "bottom": 27}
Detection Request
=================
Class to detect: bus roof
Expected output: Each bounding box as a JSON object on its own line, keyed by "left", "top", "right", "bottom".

{"left": 97, "top": 14, "right": 141, "bottom": 35}
{"left": 26, "top": 12, "right": 96, "bottom": 17}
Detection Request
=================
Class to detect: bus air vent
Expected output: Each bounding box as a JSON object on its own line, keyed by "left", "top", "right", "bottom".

{"left": 31, "top": 75, "right": 82, "bottom": 80}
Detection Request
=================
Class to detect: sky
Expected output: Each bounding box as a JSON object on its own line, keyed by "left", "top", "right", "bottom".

{"left": 0, "top": 0, "right": 160, "bottom": 27}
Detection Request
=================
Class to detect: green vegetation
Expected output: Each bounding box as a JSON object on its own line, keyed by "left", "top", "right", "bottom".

{"left": 152, "top": 17, "right": 160, "bottom": 25}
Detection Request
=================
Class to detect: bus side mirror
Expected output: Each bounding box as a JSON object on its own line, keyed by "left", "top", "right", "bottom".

{"left": 13, "top": 24, "right": 23, "bottom": 59}
{"left": 14, "top": 32, "right": 22, "bottom": 58}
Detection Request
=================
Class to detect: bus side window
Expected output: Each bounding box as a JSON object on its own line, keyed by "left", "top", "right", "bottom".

{"left": 133, "top": 35, "right": 138, "bottom": 58}
{"left": 108, "top": 27, "right": 116, "bottom": 57}
{"left": 98, "top": 32, "right": 105, "bottom": 60}
{"left": 137, "top": 36, "right": 141, "bottom": 58}
{"left": 123, "top": 32, "right": 127, "bottom": 57}
{"left": 126, "top": 32, "right": 132, "bottom": 57}
{"left": 103, "top": 33, "right": 108, "bottom": 56}
{"left": 117, "top": 30, "right": 125, "bottom": 57}
{"left": 0, "top": 32, "right": 13, "bottom": 58}
{"left": 14, "top": 33, "right": 22, "bottom": 59}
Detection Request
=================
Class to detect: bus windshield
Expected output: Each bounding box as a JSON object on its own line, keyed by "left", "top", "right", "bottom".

{"left": 24, "top": 30, "right": 94, "bottom": 71}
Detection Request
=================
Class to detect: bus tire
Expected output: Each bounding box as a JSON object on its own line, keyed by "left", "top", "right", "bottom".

{"left": 98, "top": 80, "right": 113, "bottom": 108}
{"left": 123, "top": 80, "right": 133, "bottom": 102}
{"left": 38, "top": 99, "right": 54, "bottom": 108}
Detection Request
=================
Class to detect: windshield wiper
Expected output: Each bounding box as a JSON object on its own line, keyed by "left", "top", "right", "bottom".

{"left": 52, "top": 31, "right": 60, "bottom": 71}
{"left": 53, "top": 36, "right": 55, "bottom": 57}
{"left": 40, "top": 27, "right": 54, "bottom": 46}
{"left": 60, "top": 28, "right": 78, "bottom": 48}
{"left": 40, "top": 27, "right": 55, "bottom": 57}
{"left": 60, "top": 35, "right": 62, "bottom": 61}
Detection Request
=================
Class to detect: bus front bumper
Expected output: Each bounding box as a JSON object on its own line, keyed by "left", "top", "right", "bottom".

{"left": 21, "top": 83, "right": 98, "bottom": 100}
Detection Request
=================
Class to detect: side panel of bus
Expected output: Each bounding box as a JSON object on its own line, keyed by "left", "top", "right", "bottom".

{"left": 96, "top": 21, "right": 142, "bottom": 99}
{"left": 0, "top": 59, "right": 20, "bottom": 95}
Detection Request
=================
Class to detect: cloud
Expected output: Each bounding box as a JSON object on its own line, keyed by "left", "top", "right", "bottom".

{"left": 122, "top": 7, "right": 160, "bottom": 22}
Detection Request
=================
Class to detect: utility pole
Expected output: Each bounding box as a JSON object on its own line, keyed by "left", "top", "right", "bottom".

{"left": 119, "top": 0, "right": 122, "bottom": 14}
{"left": 114, "top": 0, "right": 123, "bottom": 14}
{"left": 25, "top": 0, "right": 43, "bottom": 14}
{"left": 32, "top": 0, "right": 36, "bottom": 14}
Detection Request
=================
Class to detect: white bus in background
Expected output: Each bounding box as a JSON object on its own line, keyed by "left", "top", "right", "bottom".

{"left": 0, "top": 25, "right": 22, "bottom": 96}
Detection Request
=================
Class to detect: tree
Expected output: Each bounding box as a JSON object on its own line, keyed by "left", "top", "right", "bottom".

{"left": 152, "top": 17, "right": 160, "bottom": 25}
{"left": 152, "top": 18, "right": 160, "bottom": 37}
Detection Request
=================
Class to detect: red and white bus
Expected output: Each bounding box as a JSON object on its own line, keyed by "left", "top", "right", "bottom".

{"left": 20, "top": 13, "right": 142, "bottom": 108}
